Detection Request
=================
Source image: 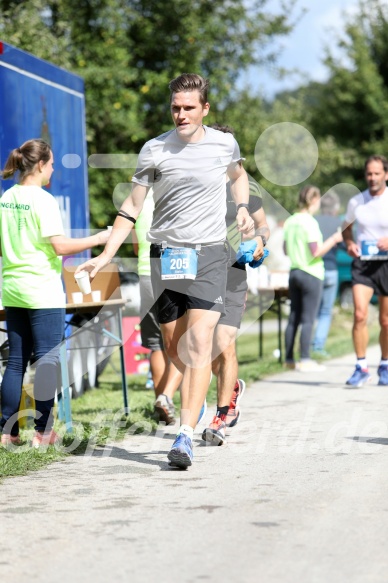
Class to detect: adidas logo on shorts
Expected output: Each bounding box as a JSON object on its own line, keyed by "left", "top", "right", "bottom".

{"left": 214, "top": 296, "right": 223, "bottom": 304}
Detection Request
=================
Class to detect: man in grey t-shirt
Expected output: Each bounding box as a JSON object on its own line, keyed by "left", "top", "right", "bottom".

{"left": 77, "top": 73, "right": 259, "bottom": 469}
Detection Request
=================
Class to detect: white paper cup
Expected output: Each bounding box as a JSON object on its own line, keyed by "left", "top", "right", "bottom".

{"left": 72, "top": 292, "right": 83, "bottom": 304}
{"left": 91, "top": 290, "right": 101, "bottom": 302}
{"left": 74, "top": 270, "right": 91, "bottom": 294}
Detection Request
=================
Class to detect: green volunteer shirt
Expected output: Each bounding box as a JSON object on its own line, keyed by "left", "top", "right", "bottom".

{"left": 283, "top": 212, "right": 324, "bottom": 280}
{"left": 0, "top": 184, "right": 66, "bottom": 308}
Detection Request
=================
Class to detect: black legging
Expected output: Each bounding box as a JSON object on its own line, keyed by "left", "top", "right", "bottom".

{"left": 285, "top": 269, "right": 323, "bottom": 361}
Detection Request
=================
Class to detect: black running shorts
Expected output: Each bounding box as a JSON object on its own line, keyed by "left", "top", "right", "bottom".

{"left": 150, "top": 243, "right": 228, "bottom": 324}
{"left": 352, "top": 258, "right": 388, "bottom": 296}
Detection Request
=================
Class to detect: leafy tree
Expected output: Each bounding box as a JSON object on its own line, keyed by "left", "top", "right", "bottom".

{"left": 225, "top": 0, "right": 388, "bottom": 213}
{"left": 309, "top": 0, "right": 388, "bottom": 181}
{"left": 218, "top": 88, "right": 316, "bottom": 213}
{"left": 0, "top": 0, "right": 298, "bottom": 231}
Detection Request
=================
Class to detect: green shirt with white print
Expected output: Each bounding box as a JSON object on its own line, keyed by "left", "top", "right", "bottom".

{"left": 0, "top": 184, "right": 65, "bottom": 308}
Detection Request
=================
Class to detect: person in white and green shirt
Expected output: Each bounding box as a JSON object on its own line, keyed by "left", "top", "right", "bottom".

{"left": 0, "top": 139, "right": 109, "bottom": 447}
{"left": 283, "top": 185, "right": 343, "bottom": 372}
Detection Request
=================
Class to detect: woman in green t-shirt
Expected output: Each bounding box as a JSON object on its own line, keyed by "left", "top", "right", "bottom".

{"left": 283, "top": 185, "right": 343, "bottom": 372}
{"left": 0, "top": 139, "right": 109, "bottom": 447}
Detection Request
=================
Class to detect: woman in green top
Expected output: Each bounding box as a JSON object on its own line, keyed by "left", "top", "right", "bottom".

{"left": 0, "top": 139, "right": 109, "bottom": 447}
{"left": 283, "top": 185, "right": 343, "bottom": 372}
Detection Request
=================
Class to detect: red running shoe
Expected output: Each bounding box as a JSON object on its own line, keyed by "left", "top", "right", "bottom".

{"left": 202, "top": 414, "right": 226, "bottom": 446}
{"left": 225, "top": 379, "right": 246, "bottom": 428}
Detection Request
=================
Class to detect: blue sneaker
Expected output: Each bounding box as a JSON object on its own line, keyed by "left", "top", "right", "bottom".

{"left": 378, "top": 365, "right": 388, "bottom": 386}
{"left": 197, "top": 399, "right": 207, "bottom": 424}
{"left": 346, "top": 365, "right": 371, "bottom": 387}
{"left": 167, "top": 434, "right": 193, "bottom": 469}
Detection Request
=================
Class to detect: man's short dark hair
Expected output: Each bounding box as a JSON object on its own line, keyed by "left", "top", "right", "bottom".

{"left": 169, "top": 74, "right": 209, "bottom": 105}
{"left": 364, "top": 155, "right": 388, "bottom": 173}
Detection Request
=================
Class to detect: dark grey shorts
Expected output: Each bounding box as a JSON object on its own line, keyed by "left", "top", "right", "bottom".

{"left": 150, "top": 243, "right": 228, "bottom": 324}
{"left": 218, "top": 262, "right": 248, "bottom": 328}
{"left": 139, "top": 275, "right": 163, "bottom": 351}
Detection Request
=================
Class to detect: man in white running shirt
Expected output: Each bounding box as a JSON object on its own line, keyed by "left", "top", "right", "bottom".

{"left": 343, "top": 155, "right": 388, "bottom": 387}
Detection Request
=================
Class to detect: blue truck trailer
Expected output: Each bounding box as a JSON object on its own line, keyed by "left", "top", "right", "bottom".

{"left": 0, "top": 40, "right": 89, "bottom": 236}
{"left": 0, "top": 41, "right": 103, "bottom": 398}
{"left": 0, "top": 41, "right": 139, "bottom": 400}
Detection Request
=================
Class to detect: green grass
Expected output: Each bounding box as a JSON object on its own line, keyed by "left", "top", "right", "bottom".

{"left": 0, "top": 305, "right": 380, "bottom": 480}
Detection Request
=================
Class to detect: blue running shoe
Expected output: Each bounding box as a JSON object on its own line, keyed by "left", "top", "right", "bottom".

{"left": 167, "top": 434, "right": 193, "bottom": 469}
{"left": 197, "top": 399, "right": 207, "bottom": 424}
{"left": 378, "top": 365, "right": 388, "bottom": 386}
{"left": 346, "top": 365, "right": 371, "bottom": 387}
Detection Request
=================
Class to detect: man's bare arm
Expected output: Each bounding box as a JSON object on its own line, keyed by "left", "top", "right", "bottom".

{"left": 342, "top": 221, "right": 360, "bottom": 258}
{"left": 227, "top": 163, "right": 253, "bottom": 234}
{"left": 243, "top": 207, "right": 270, "bottom": 260}
{"left": 75, "top": 183, "right": 149, "bottom": 278}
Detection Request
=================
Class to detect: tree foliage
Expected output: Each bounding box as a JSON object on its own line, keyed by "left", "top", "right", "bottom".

{"left": 232, "top": 0, "right": 388, "bottom": 212}
{"left": 307, "top": 0, "right": 388, "bottom": 188}
{"left": 4, "top": 1, "right": 388, "bottom": 224}
{"left": 0, "top": 0, "right": 296, "bottom": 229}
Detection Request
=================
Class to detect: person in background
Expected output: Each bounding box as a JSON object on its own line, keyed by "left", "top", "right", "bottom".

{"left": 283, "top": 185, "right": 343, "bottom": 372}
{"left": 202, "top": 124, "right": 270, "bottom": 446}
{"left": 132, "top": 190, "right": 182, "bottom": 425}
{"left": 0, "top": 139, "right": 110, "bottom": 447}
{"left": 311, "top": 191, "right": 342, "bottom": 357}
{"left": 264, "top": 217, "right": 291, "bottom": 274}
{"left": 342, "top": 155, "right": 388, "bottom": 387}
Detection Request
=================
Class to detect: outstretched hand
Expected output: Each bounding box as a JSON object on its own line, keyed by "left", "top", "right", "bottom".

{"left": 75, "top": 253, "right": 111, "bottom": 280}
{"left": 96, "top": 229, "right": 112, "bottom": 246}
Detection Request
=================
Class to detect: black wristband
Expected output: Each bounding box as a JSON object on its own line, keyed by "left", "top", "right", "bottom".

{"left": 117, "top": 210, "right": 136, "bottom": 224}
{"left": 236, "top": 203, "right": 250, "bottom": 212}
